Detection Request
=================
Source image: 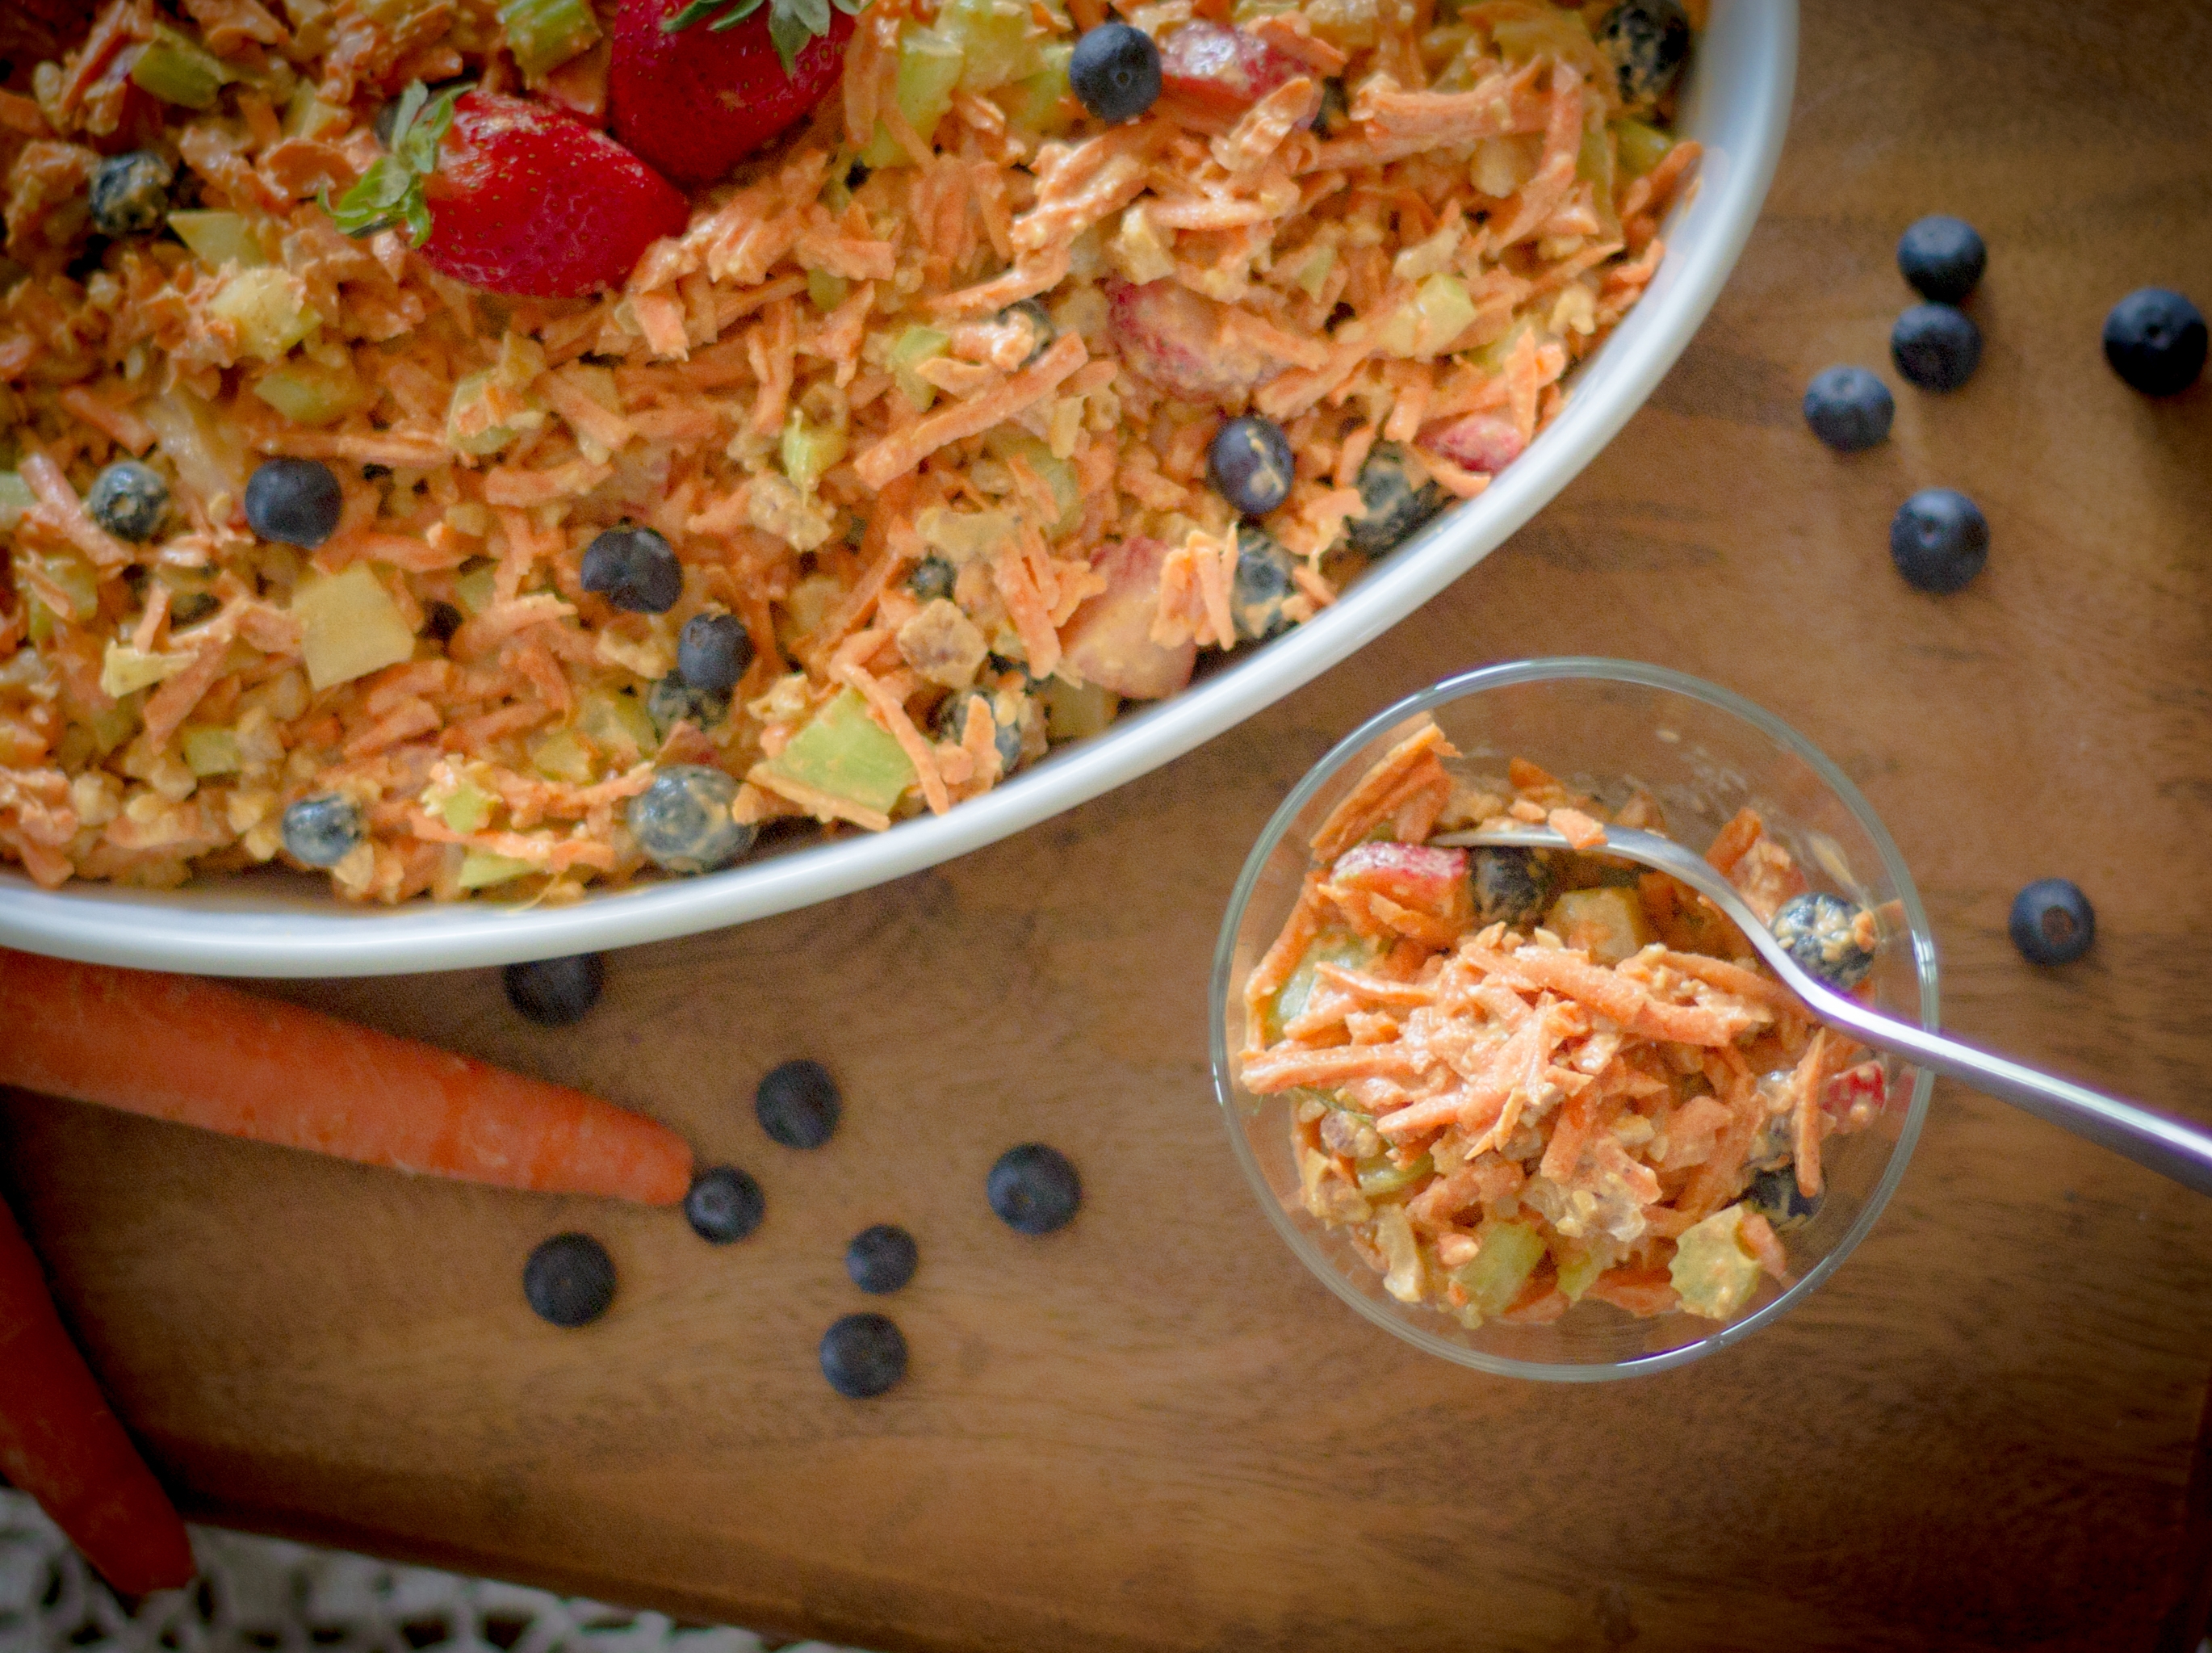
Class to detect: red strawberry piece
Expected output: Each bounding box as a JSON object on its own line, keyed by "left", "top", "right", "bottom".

{"left": 1156, "top": 20, "right": 1311, "bottom": 131}
{"left": 1420, "top": 410, "right": 1527, "bottom": 474}
{"left": 324, "top": 86, "right": 687, "bottom": 298}
{"left": 1330, "top": 841, "right": 1472, "bottom": 926}
{"left": 1821, "top": 1060, "right": 1889, "bottom": 1123}
{"left": 1059, "top": 536, "right": 1196, "bottom": 700}
{"left": 610, "top": 0, "right": 856, "bottom": 188}
{"left": 1106, "top": 278, "right": 1288, "bottom": 401}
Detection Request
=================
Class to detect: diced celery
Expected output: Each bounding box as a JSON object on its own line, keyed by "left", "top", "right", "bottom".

{"left": 86, "top": 699, "right": 140, "bottom": 755}
{"left": 859, "top": 25, "right": 966, "bottom": 167}
{"left": 168, "top": 210, "right": 269, "bottom": 270}
{"left": 29, "top": 549, "right": 98, "bottom": 622}
{"left": 997, "top": 41, "right": 1073, "bottom": 136}
{"left": 888, "top": 325, "right": 949, "bottom": 411}
{"left": 497, "top": 0, "right": 601, "bottom": 78}
{"left": 986, "top": 430, "right": 1081, "bottom": 536}
{"left": 940, "top": 0, "right": 1044, "bottom": 92}
{"left": 1039, "top": 676, "right": 1116, "bottom": 741}
{"left": 1448, "top": 1218, "right": 1548, "bottom": 1319}
{"left": 1355, "top": 1151, "right": 1434, "bottom": 1200}
{"left": 292, "top": 563, "right": 416, "bottom": 690}
{"left": 530, "top": 726, "right": 596, "bottom": 782}
{"left": 100, "top": 642, "right": 191, "bottom": 699}
{"left": 1552, "top": 1240, "right": 1607, "bottom": 1303}
{"left": 781, "top": 409, "right": 848, "bottom": 493}
{"left": 1546, "top": 886, "right": 1657, "bottom": 966}
{"left": 1615, "top": 118, "right": 1674, "bottom": 178}
{"left": 0, "top": 472, "right": 31, "bottom": 533}
{"left": 806, "top": 267, "right": 849, "bottom": 313}
{"left": 458, "top": 849, "right": 537, "bottom": 889}
{"left": 128, "top": 25, "right": 230, "bottom": 110}
{"left": 252, "top": 359, "right": 369, "bottom": 426}
{"left": 576, "top": 689, "right": 657, "bottom": 757}
{"left": 454, "top": 564, "right": 499, "bottom": 616}
{"left": 438, "top": 780, "right": 495, "bottom": 834}
{"left": 1267, "top": 929, "right": 1376, "bottom": 1042}
{"left": 445, "top": 366, "right": 547, "bottom": 456}
{"left": 756, "top": 687, "right": 916, "bottom": 816}
{"left": 181, "top": 724, "right": 241, "bottom": 776}
{"left": 207, "top": 268, "right": 319, "bottom": 361}
{"left": 1471, "top": 320, "right": 1531, "bottom": 375}
{"left": 1669, "top": 1204, "right": 1764, "bottom": 1320}
{"left": 1376, "top": 271, "right": 1477, "bottom": 360}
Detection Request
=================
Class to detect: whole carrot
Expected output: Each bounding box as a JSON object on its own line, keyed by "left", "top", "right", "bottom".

{"left": 0, "top": 950, "right": 692, "bottom": 1205}
{"left": 0, "top": 1193, "right": 195, "bottom": 1595}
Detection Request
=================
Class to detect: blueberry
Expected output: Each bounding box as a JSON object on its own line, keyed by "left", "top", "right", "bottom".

{"left": 580, "top": 525, "right": 682, "bottom": 614}
{"left": 1744, "top": 1166, "right": 1821, "bottom": 1233}
{"left": 1314, "top": 77, "right": 1350, "bottom": 136}
{"left": 626, "top": 764, "right": 752, "bottom": 874}
{"left": 1889, "top": 488, "right": 1988, "bottom": 594}
{"left": 86, "top": 460, "right": 168, "bottom": 541}
{"left": 88, "top": 150, "right": 172, "bottom": 238}
{"left": 281, "top": 794, "right": 362, "bottom": 868}
{"left": 756, "top": 1059, "right": 840, "bottom": 1149}
{"left": 523, "top": 1232, "right": 615, "bottom": 1328}
{"left": 424, "top": 599, "right": 463, "bottom": 643}
{"left": 683, "top": 1165, "right": 765, "bottom": 1244}
{"left": 1208, "top": 416, "right": 1295, "bottom": 518}
{"left": 1069, "top": 23, "right": 1161, "bottom": 124}
{"left": 245, "top": 457, "right": 344, "bottom": 548}
{"left": 646, "top": 671, "right": 727, "bottom": 735}
{"left": 1896, "top": 216, "right": 1986, "bottom": 304}
{"left": 2009, "top": 878, "right": 2094, "bottom": 966}
{"left": 998, "top": 297, "right": 1054, "bottom": 364}
{"left": 1230, "top": 527, "right": 1297, "bottom": 643}
{"left": 1470, "top": 846, "right": 1556, "bottom": 926}
{"left": 1347, "top": 443, "right": 1446, "bottom": 556}
{"left": 819, "top": 1311, "right": 907, "bottom": 1398}
{"left": 1801, "top": 367, "right": 1894, "bottom": 452}
{"left": 502, "top": 953, "right": 604, "bottom": 1026}
{"left": 987, "top": 1143, "right": 1081, "bottom": 1235}
{"left": 2102, "top": 287, "right": 2207, "bottom": 397}
{"left": 677, "top": 610, "right": 753, "bottom": 697}
{"left": 907, "top": 555, "right": 957, "bottom": 603}
{"left": 845, "top": 1223, "right": 919, "bottom": 1294}
{"left": 1770, "top": 892, "right": 1877, "bottom": 990}
{"left": 1597, "top": 0, "right": 1690, "bottom": 109}
{"left": 1890, "top": 303, "right": 1981, "bottom": 392}
{"left": 933, "top": 688, "right": 1024, "bottom": 778}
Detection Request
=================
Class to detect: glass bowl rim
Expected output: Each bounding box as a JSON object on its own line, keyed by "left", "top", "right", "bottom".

{"left": 1207, "top": 656, "right": 1940, "bottom": 1382}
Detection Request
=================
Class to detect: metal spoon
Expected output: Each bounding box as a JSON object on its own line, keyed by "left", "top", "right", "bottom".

{"left": 1431, "top": 824, "right": 2212, "bottom": 1198}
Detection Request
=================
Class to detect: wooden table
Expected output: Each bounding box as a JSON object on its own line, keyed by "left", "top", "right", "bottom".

{"left": 7, "top": 1, "right": 2212, "bottom": 1647}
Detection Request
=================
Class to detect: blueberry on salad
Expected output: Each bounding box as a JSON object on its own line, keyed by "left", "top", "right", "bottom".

{"left": 1770, "top": 892, "right": 1877, "bottom": 990}
{"left": 1744, "top": 1165, "right": 1821, "bottom": 1233}
{"left": 2009, "top": 878, "right": 2094, "bottom": 966}
{"left": 646, "top": 672, "right": 727, "bottom": 735}
{"left": 1596, "top": 0, "right": 1690, "bottom": 110}
{"left": 1470, "top": 846, "right": 1556, "bottom": 927}
{"left": 89, "top": 150, "right": 173, "bottom": 238}
{"left": 907, "top": 555, "right": 957, "bottom": 603}
{"left": 1891, "top": 303, "right": 1981, "bottom": 392}
{"left": 245, "top": 457, "right": 344, "bottom": 548}
{"left": 580, "top": 525, "right": 683, "bottom": 614}
{"left": 281, "top": 794, "right": 362, "bottom": 868}
{"left": 1208, "top": 417, "right": 1295, "bottom": 518}
{"left": 1230, "top": 527, "right": 1299, "bottom": 644}
{"left": 1889, "top": 488, "right": 1988, "bottom": 593}
{"left": 677, "top": 610, "right": 753, "bottom": 698}
{"left": 756, "top": 1059, "right": 840, "bottom": 1149}
{"left": 1347, "top": 443, "right": 1446, "bottom": 555}
{"left": 1801, "top": 367, "right": 1894, "bottom": 452}
{"left": 2102, "top": 287, "right": 2207, "bottom": 397}
{"left": 987, "top": 1143, "right": 1081, "bottom": 1235}
{"left": 933, "top": 688, "right": 1024, "bottom": 778}
{"left": 86, "top": 460, "right": 169, "bottom": 542}
{"left": 626, "top": 765, "right": 752, "bottom": 874}
{"left": 523, "top": 1232, "right": 616, "bottom": 1328}
{"left": 502, "top": 953, "right": 604, "bottom": 1026}
{"left": 1069, "top": 23, "right": 1161, "bottom": 124}
{"left": 684, "top": 1165, "right": 765, "bottom": 1244}
{"left": 845, "top": 1224, "right": 919, "bottom": 1294}
{"left": 1896, "top": 215, "right": 1985, "bottom": 304}
{"left": 819, "top": 1312, "right": 907, "bottom": 1398}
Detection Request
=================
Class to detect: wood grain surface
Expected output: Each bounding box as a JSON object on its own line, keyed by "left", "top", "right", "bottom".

{"left": 6, "top": 2, "right": 2212, "bottom": 1649}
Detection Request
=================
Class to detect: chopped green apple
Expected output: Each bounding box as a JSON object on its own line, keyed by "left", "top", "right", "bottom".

{"left": 1669, "top": 1204, "right": 1764, "bottom": 1320}
{"left": 128, "top": 24, "right": 231, "bottom": 109}
{"left": 251, "top": 359, "right": 369, "bottom": 426}
{"left": 168, "top": 210, "right": 270, "bottom": 270}
{"left": 859, "top": 25, "right": 966, "bottom": 167}
{"left": 1447, "top": 1217, "right": 1548, "bottom": 1321}
{"left": 755, "top": 687, "right": 916, "bottom": 816}
{"left": 888, "top": 325, "right": 949, "bottom": 411}
{"left": 457, "top": 848, "right": 538, "bottom": 889}
{"left": 497, "top": 0, "right": 601, "bottom": 78}
{"left": 1545, "top": 886, "right": 1657, "bottom": 966}
{"left": 181, "top": 724, "right": 242, "bottom": 776}
{"left": 207, "top": 267, "right": 319, "bottom": 361}
{"left": 293, "top": 563, "right": 417, "bottom": 690}
{"left": 1376, "top": 272, "right": 1477, "bottom": 360}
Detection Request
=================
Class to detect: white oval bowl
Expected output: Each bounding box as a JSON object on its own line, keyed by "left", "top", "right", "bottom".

{"left": 0, "top": 2, "right": 1797, "bottom": 977}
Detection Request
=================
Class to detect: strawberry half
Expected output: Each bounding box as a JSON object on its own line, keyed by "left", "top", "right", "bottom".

{"left": 325, "top": 84, "right": 689, "bottom": 299}
{"left": 610, "top": 0, "right": 861, "bottom": 188}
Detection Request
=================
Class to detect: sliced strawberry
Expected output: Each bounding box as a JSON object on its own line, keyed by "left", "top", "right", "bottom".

{"left": 1821, "top": 1060, "right": 1889, "bottom": 1122}
{"left": 610, "top": 0, "right": 856, "bottom": 188}
{"left": 1106, "top": 278, "right": 1288, "bottom": 401}
{"left": 1059, "top": 536, "right": 1196, "bottom": 700}
{"left": 1419, "top": 410, "right": 1527, "bottom": 474}
{"left": 1329, "top": 841, "right": 1472, "bottom": 926}
{"left": 1156, "top": 20, "right": 1311, "bottom": 131}
{"left": 325, "top": 85, "right": 689, "bottom": 298}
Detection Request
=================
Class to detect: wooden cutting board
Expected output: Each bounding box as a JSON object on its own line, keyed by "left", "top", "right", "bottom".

{"left": 6, "top": 1, "right": 2212, "bottom": 1647}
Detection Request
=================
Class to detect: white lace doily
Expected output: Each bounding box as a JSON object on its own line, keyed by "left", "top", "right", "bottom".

{"left": 0, "top": 1489, "right": 869, "bottom": 1653}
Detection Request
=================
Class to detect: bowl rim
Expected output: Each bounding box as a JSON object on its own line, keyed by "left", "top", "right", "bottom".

{"left": 0, "top": 2, "right": 1799, "bottom": 978}
{"left": 1206, "top": 657, "right": 1940, "bottom": 1382}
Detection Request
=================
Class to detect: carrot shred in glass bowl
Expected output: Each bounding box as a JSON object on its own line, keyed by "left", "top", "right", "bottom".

{"left": 0, "top": 0, "right": 1696, "bottom": 901}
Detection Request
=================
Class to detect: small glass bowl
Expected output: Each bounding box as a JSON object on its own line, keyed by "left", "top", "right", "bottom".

{"left": 1209, "top": 659, "right": 1939, "bottom": 1379}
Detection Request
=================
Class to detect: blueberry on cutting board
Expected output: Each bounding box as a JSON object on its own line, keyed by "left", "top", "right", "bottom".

{"left": 846, "top": 1224, "right": 919, "bottom": 1294}
{"left": 1890, "top": 489, "right": 1988, "bottom": 593}
{"left": 1892, "top": 303, "right": 1981, "bottom": 392}
{"left": 820, "top": 1313, "right": 907, "bottom": 1398}
{"left": 2009, "top": 879, "right": 2095, "bottom": 966}
{"left": 988, "top": 1144, "right": 1082, "bottom": 1235}
{"left": 2103, "top": 288, "right": 2207, "bottom": 396}
{"left": 1802, "top": 367, "right": 1895, "bottom": 452}
{"left": 1896, "top": 215, "right": 1986, "bottom": 304}
{"left": 503, "top": 954, "right": 604, "bottom": 1026}
{"left": 684, "top": 1166, "right": 765, "bottom": 1244}
{"left": 524, "top": 1233, "right": 616, "bottom": 1328}
{"left": 756, "top": 1059, "right": 840, "bottom": 1148}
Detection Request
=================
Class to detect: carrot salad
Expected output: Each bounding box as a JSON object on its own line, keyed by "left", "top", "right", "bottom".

{"left": 1238, "top": 719, "right": 1896, "bottom": 1328}
{"left": 0, "top": 0, "right": 1698, "bottom": 900}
